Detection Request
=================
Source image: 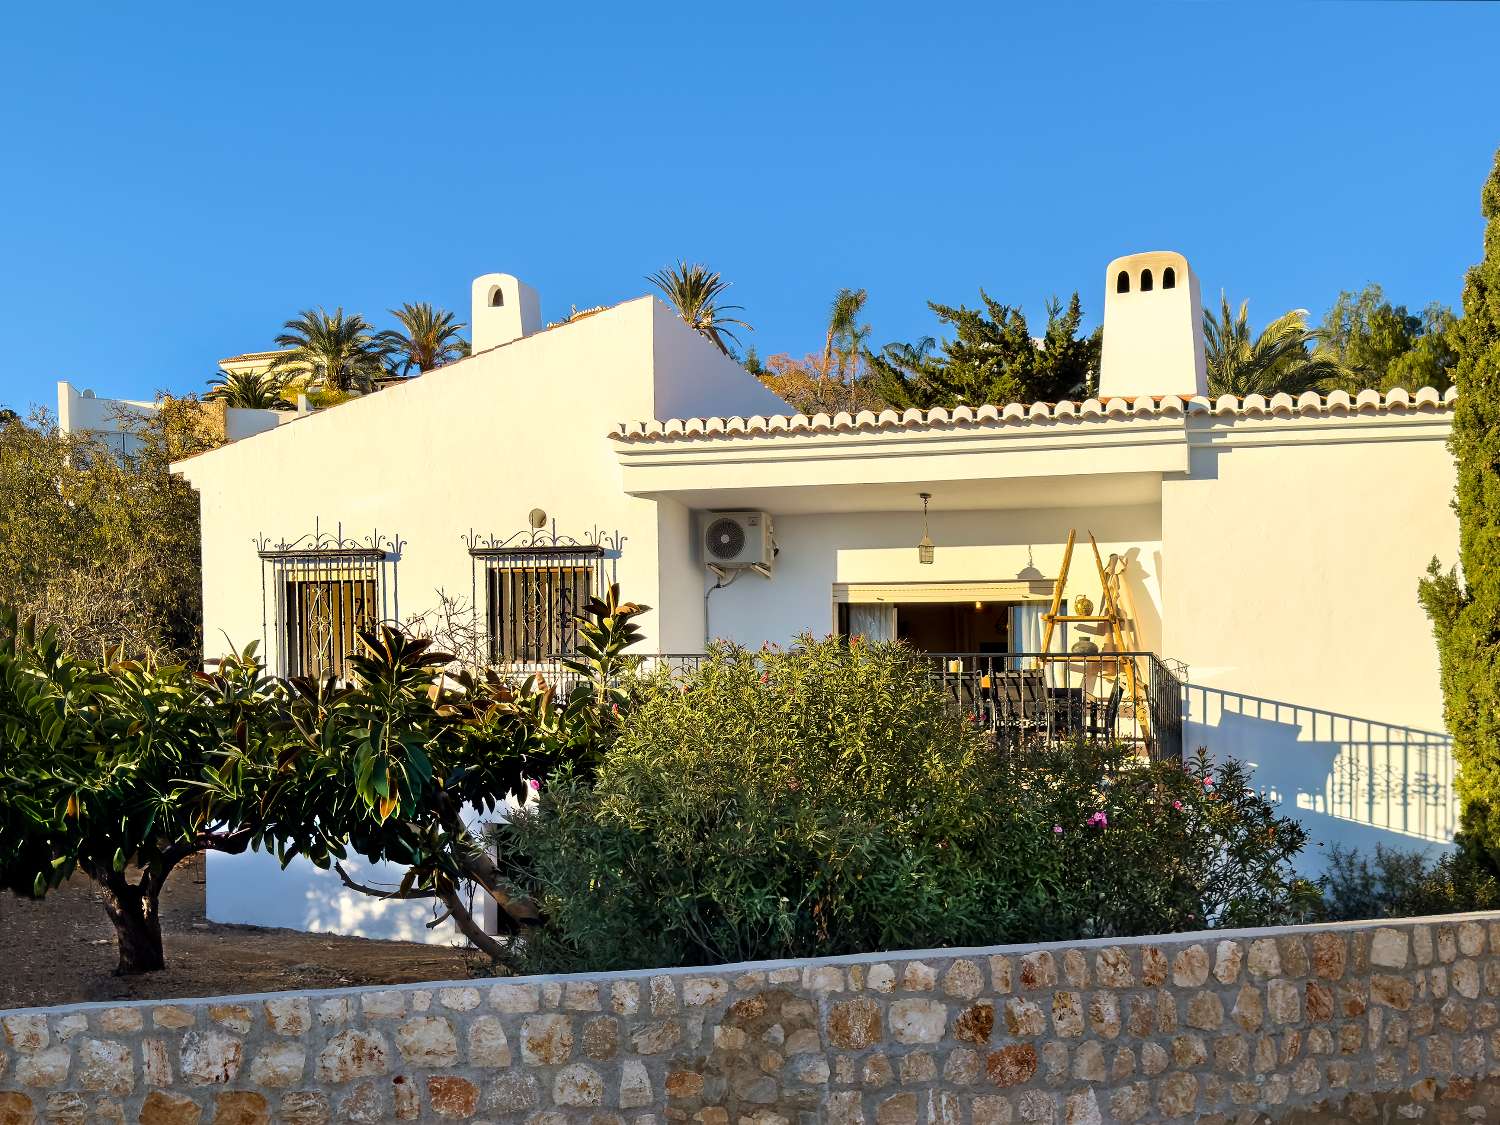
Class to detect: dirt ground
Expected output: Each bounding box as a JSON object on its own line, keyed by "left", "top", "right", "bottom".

{"left": 0, "top": 856, "right": 479, "bottom": 1012}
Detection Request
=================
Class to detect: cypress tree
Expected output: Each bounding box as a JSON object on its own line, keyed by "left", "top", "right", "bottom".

{"left": 1420, "top": 147, "right": 1500, "bottom": 868}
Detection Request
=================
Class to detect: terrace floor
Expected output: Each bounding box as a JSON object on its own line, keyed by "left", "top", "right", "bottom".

{"left": 0, "top": 858, "right": 477, "bottom": 1010}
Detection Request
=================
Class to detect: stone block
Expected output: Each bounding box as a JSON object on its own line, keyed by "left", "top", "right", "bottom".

{"left": 247, "top": 1041, "right": 304, "bottom": 1088}
{"left": 152, "top": 1007, "right": 195, "bottom": 1031}
{"left": 138, "top": 1091, "right": 202, "bottom": 1125}
{"left": 1312, "top": 932, "right": 1348, "bottom": 980}
{"left": 74, "top": 1038, "right": 132, "bottom": 1094}
{"left": 888, "top": 999, "right": 946, "bottom": 1043}
{"left": 209, "top": 1091, "right": 267, "bottom": 1124}
{"left": 96, "top": 1008, "right": 142, "bottom": 1035}
{"left": 875, "top": 1093, "right": 918, "bottom": 1125}
{"left": 1156, "top": 1072, "right": 1198, "bottom": 1118}
{"left": 359, "top": 990, "right": 405, "bottom": 1019}
{"left": 484, "top": 1071, "right": 540, "bottom": 1114}
{"left": 554, "top": 1063, "right": 605, "bottom": 1107}
{"left": 1019, "top": 953, "right": 1055, "bottom": 990}
{"left": 987, "top": 1044, "right": 1039, "bottom": 1087}
{"left": 490, "top": 983, "right": 541, "bottom": 1013}
{"left": 828, "top": 998, "right": 882, "bottom": 1049}
{"left": 1246, "top": 939, "right": 1281, "bottom": 978}
{"left": 1095, "top": 947, "right": 1133, "bottom": 988}
{"left": 469, "top": 1015, "right": 512, "bottom": 1067}
{"left": 142, "top": 1038, "right": 172, "bottom": 1087}
{"left": 611, "top": 981, "right": 640, "bottom": 1016}
{"left": 263, "top": 997, "right": 310, "bottom": 1036}
{"left": 1171, "top": 944, "right": 1209, "bottom": 987}
{"left": 1004, "top": 997, "right": 1046, "bottom": 1037}
{"left": 943, "top": 959, "right": 984, "bottom": 999}
{"left": 1371, "top": 927, "right": 1411, "bottom": 969}
{"left": 1051, "top": 992, "right": 1083, "bottom": 1037}
{"left": 395, "top": 1016, "right": 459, "bottom": 1067}
{"left": 315, "top": 1030, "right": 388, "bottom": 1083}
{"left": 565, "top": 981, "right": 603, "bottom": 1011}
{"left": 180, "top": 1031, "right": 245, "bottom": 1087}
{"left": 520, "top": 1014, "right": 574, "bottom": 1065}
{"left": 619, "top": 1060, "right": 653, "bottom": 1109}
{"left": 438, "top": 987, "right": 482, "bottom": 1012}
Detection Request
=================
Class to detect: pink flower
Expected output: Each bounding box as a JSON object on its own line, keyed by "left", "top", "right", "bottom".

{"left": 1087, "top": 811, "right": 1109, "bottom": 828}
{"left": 1172, "top": 800, "right": 1184, "bottom": 811}
{"left": 1202, "top": 776, "right": 1213, "bottom": 787}
{"left": 528, "top": 778, "right": 541, "bottom": 792}
{"left": 1052, "top": 825, "right": 1063, "bottom": 834}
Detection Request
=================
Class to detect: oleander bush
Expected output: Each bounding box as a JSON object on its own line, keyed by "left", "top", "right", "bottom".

{"left": 501, "top": 635, "right": 1314, "bottom": 973}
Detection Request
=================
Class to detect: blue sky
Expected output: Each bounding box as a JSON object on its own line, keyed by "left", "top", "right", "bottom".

{"left": 1, "top": 1, "right": 1496, "bottom": 413}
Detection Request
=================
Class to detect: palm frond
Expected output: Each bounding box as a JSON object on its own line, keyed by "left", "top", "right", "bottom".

{"left": 647, "top": 261, "right": 753, "bottom": 356}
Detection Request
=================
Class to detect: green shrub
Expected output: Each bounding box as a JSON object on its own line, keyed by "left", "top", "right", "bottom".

{"left": 502, "top": 636, "right": 1313, "bottom": 972}
{"left": 1320, "top": 844, "right": 1500, "bottom": 921}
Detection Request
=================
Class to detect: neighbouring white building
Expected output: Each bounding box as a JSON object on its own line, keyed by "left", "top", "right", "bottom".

{"left": 57, "top": 378, "right": 301, "bottom": 453}
{"left": 173, "top": 251, "right": 1461, "bottom": 943}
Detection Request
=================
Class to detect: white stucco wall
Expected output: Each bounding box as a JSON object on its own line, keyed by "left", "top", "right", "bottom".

{"left": 176, "top": 295, "right": 786, "bottom": 940}
{"left": 706, "top": 504, "right": 1164, "bottom": 653}
{"left": 1163, "top": 412, "right": 1459, "bottom": 871}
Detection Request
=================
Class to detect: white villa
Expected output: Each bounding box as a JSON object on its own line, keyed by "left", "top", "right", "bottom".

{"left": 173, "top": 250, "right": 1460, "bottom": 942}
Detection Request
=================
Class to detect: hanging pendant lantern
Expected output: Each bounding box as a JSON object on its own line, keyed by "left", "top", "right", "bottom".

{"left": 917, "top": 492, "right": 935, "bottom": 564}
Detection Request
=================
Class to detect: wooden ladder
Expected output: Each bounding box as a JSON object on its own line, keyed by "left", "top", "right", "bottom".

{"left": 1039, "top": 530, "right": 1147, "bottom": 740}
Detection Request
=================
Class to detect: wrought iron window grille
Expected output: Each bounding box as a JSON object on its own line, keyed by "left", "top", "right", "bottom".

{"left": 255, "top": 523, "right": 403, "bottom": 680}
{"left": 466, "top": 523, "right": 624, "bottom": 667}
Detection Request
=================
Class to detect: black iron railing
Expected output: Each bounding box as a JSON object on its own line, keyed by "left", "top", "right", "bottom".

{"left": 502, "top": 649, "right": 1187, "bottom": 763}
{"left": 922, "top": 652, "right": 1186, "bottom": 762}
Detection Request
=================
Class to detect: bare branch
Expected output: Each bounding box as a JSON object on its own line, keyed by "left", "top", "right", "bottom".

{"left": 332, "top": 862, "right": 437, "bottom": 901}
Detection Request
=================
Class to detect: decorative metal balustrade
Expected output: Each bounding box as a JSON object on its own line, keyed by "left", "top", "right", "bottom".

{"left": 921, "top": 651, "right": 1186, "bottom": 763}
{"left": 503, "top": 649, "right": 1187, "bottom": 763}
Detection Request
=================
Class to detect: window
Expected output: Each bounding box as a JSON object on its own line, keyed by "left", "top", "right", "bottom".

{"left": 1162, "top": 266, "right": 1176, "bottom": 290}
{"left": 1140, "top": 268, "right": 1154, "bottom": 292}
{"left": 489, "top": 287, "right": 505, "bottom": 307}
{"left": 486, "top": 563, "right": 594, "bottom": 663}
{"left": 1116, "top": 270, "right": 1130, "bottom": 294}
{"left": 284, "top": 576, "right": 377, "bottom": 680}
{"left": 257, "top": 532, "right": 398, "bottom": 680}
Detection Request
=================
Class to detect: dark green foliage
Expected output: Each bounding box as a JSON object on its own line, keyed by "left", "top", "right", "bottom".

{"left": 867, "top": 293, "right": 1100, "bottom": 409}
{"left": 1420, "top": 148, "right": 1500, "bottom": 872}
{"left": 0, "top": 586, "right": 648, "bottom": 973}
{"left": 0, "top": 400, "right": 220, "bottom": 661}
{"left": 503, "top": 637, "right": 1311, "bottom": 973}
{"left": 1320, "top": 845, "right": 1500, "bottom": 921}
{"left": 0, "top": 611, "right": 269, "bottom": 972}
{"left": 1316, "top": 285, "right": 1459, "bottom": 393}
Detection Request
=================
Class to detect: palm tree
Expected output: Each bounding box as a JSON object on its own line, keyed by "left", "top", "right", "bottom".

{"left": 271, "top": 308, "right": 385, "bottom": 394}
{"left": 1203, "top": 293, "right": 1350, "bottom": 397}
{"left": 646, "top": 262, "right": 752, "bottom": 356}
{"left": 377, "top": 302, "right": 469, "bottom": 375}
{"left": 822, "top": 288, "right": 869, "bottom": 378}
{"left": 205, "top": 369, "right": 292, "bottom": 410}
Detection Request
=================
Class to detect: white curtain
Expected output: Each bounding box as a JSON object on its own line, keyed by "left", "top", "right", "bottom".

{"left": 848, "top": 603, "right": 897, "bottom": 642}
{"left": 1008, "top": 601, "right": 1060, "bottom": 682}
{"left": 1008, "top": 602, "right": 1047, "bottom": 655}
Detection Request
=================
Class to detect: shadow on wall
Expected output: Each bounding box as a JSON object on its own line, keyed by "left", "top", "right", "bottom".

{"left": 1186, "top": 685, "right": 1457, "bottom": 874}
{"left": 205, "top": 849, "right": 461, "bottom": 945}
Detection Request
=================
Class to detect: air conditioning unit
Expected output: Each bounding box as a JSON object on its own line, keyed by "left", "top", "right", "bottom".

{"left": 700, "top": 510, "right": 775, "bottom": 571}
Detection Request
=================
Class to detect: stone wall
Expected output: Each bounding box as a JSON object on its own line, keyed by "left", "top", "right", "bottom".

{"left": 3, "top": 913, "right": 1500, "bottom": 1124}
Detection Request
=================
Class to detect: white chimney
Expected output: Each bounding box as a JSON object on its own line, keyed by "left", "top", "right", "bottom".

{"left": 1098, "top": 250, "right": 1207, "bottom": 400}
{"left": 471, "top": 274, "right": 541, "bottom": 353}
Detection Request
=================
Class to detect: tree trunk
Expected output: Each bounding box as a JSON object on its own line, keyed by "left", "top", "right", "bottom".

{"left": 96, "top": 872, "right": 165, "bottom": 975}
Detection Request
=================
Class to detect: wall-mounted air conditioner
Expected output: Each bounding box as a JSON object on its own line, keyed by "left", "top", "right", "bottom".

{"left": 699, "top": 510, "right": 775, "bottom": 572}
